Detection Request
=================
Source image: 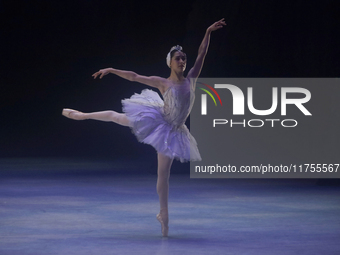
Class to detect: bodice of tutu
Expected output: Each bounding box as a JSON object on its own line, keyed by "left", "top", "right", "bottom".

{"left": 162, "top": 83, "right": 195, "bottom": 127}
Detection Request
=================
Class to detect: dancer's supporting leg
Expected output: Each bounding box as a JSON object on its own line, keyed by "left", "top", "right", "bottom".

{"left": 156, "top": 153, "right": 173, "bottom": 237}
{"left": 62, "top": 108, "right": 130, "bottom": 126}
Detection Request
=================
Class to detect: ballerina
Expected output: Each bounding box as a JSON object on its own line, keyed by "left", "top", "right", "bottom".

{"left": 62, "top": 18, "right": 226, "bottom": 237}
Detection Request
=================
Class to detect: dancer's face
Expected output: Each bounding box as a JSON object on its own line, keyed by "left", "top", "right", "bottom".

{"left": 171, "top": 51, "right": 187, "bottom": 72}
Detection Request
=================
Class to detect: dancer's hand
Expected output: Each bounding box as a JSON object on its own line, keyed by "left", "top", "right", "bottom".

{"left": 207, "top": 18, "right": 226, "bottom": 33}
{"left": 92, "top": 68, "right": 113, "bottom": 79}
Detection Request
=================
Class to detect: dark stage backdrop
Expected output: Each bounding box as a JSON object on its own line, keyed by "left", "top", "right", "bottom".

{"left": 1, "top": 0, "right": 339, "bottom": 172}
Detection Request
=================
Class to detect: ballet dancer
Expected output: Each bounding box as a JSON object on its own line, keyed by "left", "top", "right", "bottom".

{"left": 62, "top": 18, "right": 226, "bottom": 237}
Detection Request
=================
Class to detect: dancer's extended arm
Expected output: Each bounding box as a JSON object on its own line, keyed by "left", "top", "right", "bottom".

{"left": 187, "top": 18, "right": 226, "bottom": 81}
{"left": 92, "top": 68, "right": 167, "bottom": 91}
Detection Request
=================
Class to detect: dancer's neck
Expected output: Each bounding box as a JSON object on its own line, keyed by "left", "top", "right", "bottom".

{"left": 168, "top": 70, "right": 185, "bottom": 83}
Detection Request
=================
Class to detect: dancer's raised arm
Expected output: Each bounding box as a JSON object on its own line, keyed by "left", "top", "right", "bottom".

{"left": 187, "top": 18, "right": 226, "bottom": 81}
{"left": 92, "top": 68, "right": 167, "bottom": 92}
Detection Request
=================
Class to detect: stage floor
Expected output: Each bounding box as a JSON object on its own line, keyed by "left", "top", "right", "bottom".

{"left": 1, "top": 158, "right": 340, "bottom": 255}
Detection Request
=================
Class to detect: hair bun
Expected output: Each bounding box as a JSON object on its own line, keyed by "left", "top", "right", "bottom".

{"left": 170, "top": 45, "right": 183, "bottom": 52}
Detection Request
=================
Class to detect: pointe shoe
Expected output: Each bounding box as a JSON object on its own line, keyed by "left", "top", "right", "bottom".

{"left": 156, "top": 210, "right": 169, "bottom": 237}
{"left": 62, "top": 108, "right": 85, "bottom": 120}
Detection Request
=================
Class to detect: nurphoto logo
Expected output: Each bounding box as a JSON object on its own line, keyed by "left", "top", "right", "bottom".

{"left": 199, "top": 83, "right": 312, "bottom": 128}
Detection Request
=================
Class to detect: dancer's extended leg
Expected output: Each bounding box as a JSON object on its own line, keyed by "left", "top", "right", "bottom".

{"left": 62, "top": 108, "right": 130, "bottom": 126}
{"left": 156, "top": 153, "right": 173, "bottom": 237}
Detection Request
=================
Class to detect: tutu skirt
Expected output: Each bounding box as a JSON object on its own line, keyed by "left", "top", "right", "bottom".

{"left": 122, "top": 89, "right": 201, "bottom": 162}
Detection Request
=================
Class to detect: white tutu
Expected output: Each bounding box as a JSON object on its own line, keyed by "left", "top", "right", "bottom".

{"left": 122, "top": 85, "right": 201, "bottom": 163}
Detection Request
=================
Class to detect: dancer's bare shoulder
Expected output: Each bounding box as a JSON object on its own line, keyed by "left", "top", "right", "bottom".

{"left": 132, "top": 75, "right": 169, "bottom": 92}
